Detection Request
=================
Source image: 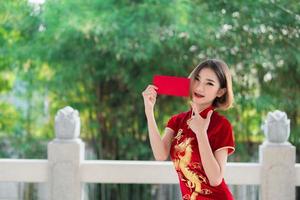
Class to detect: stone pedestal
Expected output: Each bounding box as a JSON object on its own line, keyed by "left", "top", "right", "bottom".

{"left": 47, "top": 106, "right": 84, "bottom": 200}
{"left": 259, "top": 142, "right": 295, "bottom": 200}
{"left": 260, "top": 110, "right": 295, "bottom": 200}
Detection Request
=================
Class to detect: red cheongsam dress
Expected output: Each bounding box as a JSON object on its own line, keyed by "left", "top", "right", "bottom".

{"left": 167, "top": 105, "right": 235, "bottom": 200}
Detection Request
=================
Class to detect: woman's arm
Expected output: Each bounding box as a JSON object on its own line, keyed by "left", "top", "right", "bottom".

{"left": 147, "top": 113, "right": 174, "bottom": 160}
{"left": 142, "top": 85, "right": 174, "bottom": 161}
{"left": 187, "top": 102, "right": 229, "bottom": 186}
{"left": 196, "top": 131, "right": 228, "bottom": 186}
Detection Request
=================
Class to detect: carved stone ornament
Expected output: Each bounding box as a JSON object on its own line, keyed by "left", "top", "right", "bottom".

{"left": 54, "top": 106, "right": 80, "bottom": 139}
{"left": 262, "top": 110, "right": 290, "bottom": 143}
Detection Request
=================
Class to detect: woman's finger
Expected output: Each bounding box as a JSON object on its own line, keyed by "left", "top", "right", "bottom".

{"left": 186, "top": 119, "right": 190, "bottom": 126}
{"left": 143, "top": 88, "right": 156, "bottom": 95}
{"left": 148, "top": 88, "right": 157, "bottom": 94}
{"left": 143, "top": 86, "right": 157, "bottom": 96}
{"left": 190, "top": 101, "right": 200, "bottom": 118}
{"left": 146, "top": 91, "right": 157, "bottom": 97}
{"left": 147, "top": 85, "right": 158, "bottom": 91}
{"left": 206, "top": 110, "right": 213, "bottom": 120}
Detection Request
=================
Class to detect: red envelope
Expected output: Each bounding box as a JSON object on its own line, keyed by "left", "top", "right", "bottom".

{"left": 153, "top": 75, "right": 190, "bottom": 97}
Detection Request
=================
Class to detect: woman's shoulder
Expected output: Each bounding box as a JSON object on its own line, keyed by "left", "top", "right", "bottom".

{"left": 212, "top": 110, "right": 232, "bottom": 126}
{"left": 167, "top": 110, "right": 191, "bottom": 126}
{"left": 211, "top": 111, "right": 234, "bottom": 136}
{"left": 166, "top": 110, "right": 190, "bottom": 131}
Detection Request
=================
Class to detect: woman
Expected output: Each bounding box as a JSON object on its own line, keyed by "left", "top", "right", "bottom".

{"left": 142, "top": 59, "right": 235, "bottom": 200}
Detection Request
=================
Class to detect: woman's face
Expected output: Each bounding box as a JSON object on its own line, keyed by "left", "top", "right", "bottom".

{"left": 191, "top": 67, "right": 226, "bottom": 108}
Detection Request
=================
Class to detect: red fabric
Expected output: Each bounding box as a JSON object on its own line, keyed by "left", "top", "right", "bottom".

{"left": 166, "top": 105, "right": 235, "bottom": 200}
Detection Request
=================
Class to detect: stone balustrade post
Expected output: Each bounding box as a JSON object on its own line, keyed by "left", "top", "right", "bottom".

{"left": 47, "top": 106, "right": 84, "bottom": 200}
{"left": 259, "top": 110, "right": 295, "bottom": 200}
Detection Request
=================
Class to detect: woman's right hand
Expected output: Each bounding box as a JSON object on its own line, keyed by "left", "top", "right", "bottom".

{"left": 142, "top": 85, "right": 158, "bottom": 114}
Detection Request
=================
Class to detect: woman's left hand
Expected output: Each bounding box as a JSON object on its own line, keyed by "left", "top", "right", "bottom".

{"left": 187, "top": 102, "right": 213, "bottom": 136}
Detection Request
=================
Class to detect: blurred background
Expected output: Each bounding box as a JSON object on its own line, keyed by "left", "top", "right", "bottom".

{"left": 0, "top": 0, "right": 299, "bottom": 199}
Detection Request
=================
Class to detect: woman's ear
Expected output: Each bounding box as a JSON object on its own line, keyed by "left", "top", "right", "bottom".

{"left": 217, "top": 88, "right": 226, "bottom": 97}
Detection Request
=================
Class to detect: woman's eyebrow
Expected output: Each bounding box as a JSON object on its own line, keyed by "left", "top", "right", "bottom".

{"left": 206, "top": 78, "right": 215, "bottom": 83}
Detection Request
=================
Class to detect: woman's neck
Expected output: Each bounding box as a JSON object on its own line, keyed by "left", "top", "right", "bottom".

{"left": 195, "top": 103, "right": 213, "bottom": 113}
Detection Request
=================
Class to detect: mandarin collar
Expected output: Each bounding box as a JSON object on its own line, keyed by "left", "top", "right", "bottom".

{"left": 189, "top": 105, "right": 215, "bottom": 118}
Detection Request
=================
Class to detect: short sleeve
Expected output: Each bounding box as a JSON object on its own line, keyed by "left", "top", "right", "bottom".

{"left": 212, "top": 118, "right": 235, "bottom": 156}
{"left": 166, "top": 114, "right": 179, "bottom": 133}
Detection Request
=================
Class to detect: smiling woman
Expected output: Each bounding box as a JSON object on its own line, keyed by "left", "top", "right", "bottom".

{"left": 143, "top": 59, "right": 236, "bottom": 200}
{"left": 188, "top": 59, "right": 233, "bottom": 111}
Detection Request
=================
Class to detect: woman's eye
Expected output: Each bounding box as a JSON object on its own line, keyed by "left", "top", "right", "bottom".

{"left": 195, "top": 77, "right": 199, "bottom": 81}
{"left": 207, "top": 82, "right": 214, "bottom": 86}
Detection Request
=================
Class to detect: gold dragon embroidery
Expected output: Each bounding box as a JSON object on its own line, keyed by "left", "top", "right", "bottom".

{"left": 173, "top": 130, "right": 212, "bottom": 200}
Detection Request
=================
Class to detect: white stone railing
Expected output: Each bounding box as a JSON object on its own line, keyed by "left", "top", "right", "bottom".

{"left": 0, "top": 107, "right": 297, "bottom": 200}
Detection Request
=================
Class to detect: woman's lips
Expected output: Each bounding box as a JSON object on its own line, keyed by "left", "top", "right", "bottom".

{"left": 194, "top": 92, "right": 204, "bottom": 98}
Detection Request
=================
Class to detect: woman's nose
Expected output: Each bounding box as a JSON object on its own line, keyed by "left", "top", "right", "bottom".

{"left": 195, "top": 82, "right": 204, "bottom": 92}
